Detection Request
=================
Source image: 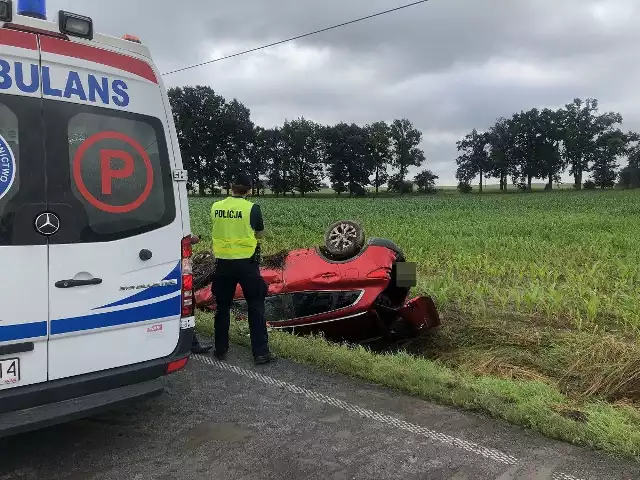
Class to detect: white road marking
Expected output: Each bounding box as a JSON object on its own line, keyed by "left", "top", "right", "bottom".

{"left": 193, "top": 355, "right": 586, "bottom": 480}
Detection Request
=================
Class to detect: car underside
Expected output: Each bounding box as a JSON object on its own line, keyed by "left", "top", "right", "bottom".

{"left": 193, "top": 221, "right": 440, "bottom": 344}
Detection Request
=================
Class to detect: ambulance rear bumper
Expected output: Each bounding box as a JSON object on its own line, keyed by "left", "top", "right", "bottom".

{"left": 0, "top": 328, "right": 193, "bottom": 439}
{"left": 0, "top": 378, "right": 164, "bottom": 438}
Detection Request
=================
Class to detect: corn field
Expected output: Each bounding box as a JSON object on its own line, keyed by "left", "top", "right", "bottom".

{"left": 190, "top": 189, "right": 640, "bottom": 334}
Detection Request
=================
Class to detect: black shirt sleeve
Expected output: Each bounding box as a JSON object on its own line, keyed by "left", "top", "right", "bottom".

{"left": 250, "top": 204, "right": 264, "bottom": 232}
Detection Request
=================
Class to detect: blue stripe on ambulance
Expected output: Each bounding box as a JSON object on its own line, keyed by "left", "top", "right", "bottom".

{"left": 0, "top": 263, "right": 183, "bottom": 341}
{"left": 94, "top": 262, "right": 181, "bottom": 310}
{"left": 50, "top": 296, "right": 181, "bottom": 335}
{"left": 0, "top": 321, "right": 48, "bottom": 342}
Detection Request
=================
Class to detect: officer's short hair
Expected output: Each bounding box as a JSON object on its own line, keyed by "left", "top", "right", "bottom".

{"left": 231, "top": 173, "right": 252, "bottom": 195}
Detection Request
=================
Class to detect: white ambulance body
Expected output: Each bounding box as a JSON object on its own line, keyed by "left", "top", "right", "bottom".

{"left": 0, "top": 2, "right": 195, "bottom": 437}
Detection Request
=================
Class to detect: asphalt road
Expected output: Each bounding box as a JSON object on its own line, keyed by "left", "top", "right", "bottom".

{"left": 0, "top": 346, "right": 638, "bottom": 480}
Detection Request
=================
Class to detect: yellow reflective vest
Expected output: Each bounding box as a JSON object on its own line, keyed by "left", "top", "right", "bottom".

{"left": 211, "top": 196, "right": 258, "bottom": 260}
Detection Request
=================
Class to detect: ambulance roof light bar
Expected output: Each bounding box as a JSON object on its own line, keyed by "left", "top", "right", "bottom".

{"left": 17, "top": 0, "right": 45, "bottom": 20}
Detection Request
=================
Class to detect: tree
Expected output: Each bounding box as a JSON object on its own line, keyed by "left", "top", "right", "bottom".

{"left": 591, "top": 129, "right": 627, "bottom": 189}
{"left": 414, "top": 170, "right": 439, "bottom": 193}
{"left": 247, "top": 126, "right": 272, "bottom": 196}
{"left": 508, "top": 109, "right": 552, "bottom": 190}
{"left": 265, "top": 128, "right": 293, "bottom": 196}
{"left": 168, "top": 85, "right": 226, "bottom": 195}
{"left": 281, "top": 117, "right": 325, "bottom": 197}
{"left": 387, "top": 175, "right": 414, "bottom": 194}
{"left": 324, "top": 123, "right": 371, "bottom": 196}
{"left": 486, "top": 117, "right": 515, "bottom": 191}
{"left": 619, "top": 132, "right": 640, "bottom": 188}
{"left": 365, "top": 121, "right": 392, "bottom": 194}
{"left": 390, "top": 119, "right": 426, "bottom": 181}
{"left": 536, "top": 108, "right": 565, "bottom": 190}
{"left": 220, "top": 98, "right": 254, "bottom": 195}
{"left": 455, "top": 129, "right": 490, "bottom": 192}
{"left": 558, "top": 98, "right": 623, "bottom": 190}
{"left": 560, "top": 98, "right": 597, "bottom": 190}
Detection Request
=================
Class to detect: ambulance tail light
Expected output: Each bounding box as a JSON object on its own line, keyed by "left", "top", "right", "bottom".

{"left": 166, "top": 356, "right": 189, "bottom": 375}
{"left": 58, "top": 10, "right": 93, "bottom": 40}
{"left": 0, "top": 0, "right": 13, "bottom": 22}
{"left": 181, "top": 235, "right": 194, "bottom": 318}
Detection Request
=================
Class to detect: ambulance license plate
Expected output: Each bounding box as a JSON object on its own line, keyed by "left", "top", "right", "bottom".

{"left": 0, "top": 358, "right": 20, "bottom": 385}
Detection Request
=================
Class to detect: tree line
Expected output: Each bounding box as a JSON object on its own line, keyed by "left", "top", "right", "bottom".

{"left": 167, "top": 85, "right": 437, "bottom": 196}
{"left": 455, "top": 98, "right": 640, "bottom": 192}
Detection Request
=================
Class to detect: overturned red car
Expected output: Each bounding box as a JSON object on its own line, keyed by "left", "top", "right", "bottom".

{"left": 194, "top": 220, "right": 440, "bottom": 344}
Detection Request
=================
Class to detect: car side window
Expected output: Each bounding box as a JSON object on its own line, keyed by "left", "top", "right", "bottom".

{"left": 236, "top": 291, "right": 363, "bottom": 323}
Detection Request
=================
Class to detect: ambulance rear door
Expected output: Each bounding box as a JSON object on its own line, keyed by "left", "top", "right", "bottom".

{"left": 0, "top": 28, "right": 49, "bottom": 390}
{"left": 40, "top": 36, "right": 185, "bottom": 380}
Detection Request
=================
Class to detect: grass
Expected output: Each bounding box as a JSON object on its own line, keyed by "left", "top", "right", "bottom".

{"left": 190, "top": 189, "right": 640, "bottom": 460}
{"left": 195, "top": 311, "right": 640, "bottom": 460}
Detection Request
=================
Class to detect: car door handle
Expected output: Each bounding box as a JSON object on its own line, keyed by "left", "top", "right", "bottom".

{"left": 55, "top": 278, "right": 103, "bottom": 289}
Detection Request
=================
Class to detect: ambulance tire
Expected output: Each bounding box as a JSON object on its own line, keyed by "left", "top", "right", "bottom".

{"left": 323, "top": 220, "right": 365, "bottom": 260}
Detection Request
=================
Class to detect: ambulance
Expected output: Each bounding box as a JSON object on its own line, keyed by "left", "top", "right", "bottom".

{"left": 0, "top": 0, "right": 195, "bottom": 437}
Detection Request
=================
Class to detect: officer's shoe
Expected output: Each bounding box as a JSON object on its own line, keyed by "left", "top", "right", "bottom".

{"left": 191, "top": 342, "right": 213, "bottom": 355}
{"left": 254, "top": 352, "right": 277, "bottom": 365}
{"left": 214, "top": 349, "right": 228, "bottom": 361}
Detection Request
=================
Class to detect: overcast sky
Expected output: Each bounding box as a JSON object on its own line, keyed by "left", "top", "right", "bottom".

{"left": 48, "top": 0, "right": 640, "bottom": 185}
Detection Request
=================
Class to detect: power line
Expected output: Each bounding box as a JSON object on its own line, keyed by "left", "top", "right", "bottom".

{"left": 162, "top": 0, "right": 429, "bottom": 76}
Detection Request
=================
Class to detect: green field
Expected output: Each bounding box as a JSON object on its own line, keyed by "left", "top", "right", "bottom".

{"left": 190, "top": 189, "right": 640, "bottom": 458}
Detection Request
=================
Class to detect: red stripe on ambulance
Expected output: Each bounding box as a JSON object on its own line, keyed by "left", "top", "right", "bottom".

{"left": 39, "top": 36, "right": 158, "bottom": 84}
{"left": 0, "top": 28, "right": 38, "bottom": 50}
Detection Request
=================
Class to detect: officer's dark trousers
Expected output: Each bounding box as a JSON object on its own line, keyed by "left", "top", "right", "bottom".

{"left": 213, "top": 258, "right": 269, "bottom": 358}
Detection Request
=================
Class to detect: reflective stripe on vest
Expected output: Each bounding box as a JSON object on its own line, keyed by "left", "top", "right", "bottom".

{"left": 211, "top": 197, "right": 257, "bottom": 260}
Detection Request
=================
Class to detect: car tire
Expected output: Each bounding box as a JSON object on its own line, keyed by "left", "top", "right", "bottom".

{"left": 323, "top": 220, "right": 365, "bottom": 260}
{"left": 366, "top": 237, "right": 405, "bottom": 261}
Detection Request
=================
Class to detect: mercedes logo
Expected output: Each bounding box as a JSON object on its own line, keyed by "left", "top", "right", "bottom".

{"left": 35, "top": 212, "right": 61, "bottom": 236}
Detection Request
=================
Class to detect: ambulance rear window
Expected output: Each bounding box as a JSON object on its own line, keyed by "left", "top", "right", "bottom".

{"left": 0, "top": 96, "right": 47, "bottom": 246}
{"left": 44, "top": 100, "right": 176, "bottom": 243}
{"left": 0, "top": 104, "right": 19, "bottom": 212}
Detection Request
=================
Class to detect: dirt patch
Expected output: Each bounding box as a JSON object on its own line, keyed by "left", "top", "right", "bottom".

{"left": 553, "top": 406, "right": 589, "bottom": 423}
{"left": 193, "top": 251, "right": 216, "bottom": 291}
{"left": 262, "top": 250, "right": 289, "bottom": 269}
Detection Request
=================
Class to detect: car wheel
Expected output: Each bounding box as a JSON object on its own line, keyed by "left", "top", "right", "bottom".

{"left": 323, "top": 220, "right": 365, "bottom": 260}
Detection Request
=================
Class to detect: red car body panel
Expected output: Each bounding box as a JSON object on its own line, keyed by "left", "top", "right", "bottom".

{"left": 194, "top": 242, "right": 440, "bottom": 343}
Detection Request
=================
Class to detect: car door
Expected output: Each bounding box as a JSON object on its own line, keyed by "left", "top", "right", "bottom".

{"left": 39, "top": 37, "right": 184, "bottom": 381}
{"left": 0, "top": 29, "right": 48, "bottom": 390}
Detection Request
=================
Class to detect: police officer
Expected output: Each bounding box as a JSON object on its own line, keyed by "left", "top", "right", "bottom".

{"left": 210, "top": 173, "right": 274, "bottom": 365}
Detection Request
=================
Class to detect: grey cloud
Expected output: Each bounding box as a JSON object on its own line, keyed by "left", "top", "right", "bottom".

{"left": 45, "top": 0, "right": 640, "bottom": 185}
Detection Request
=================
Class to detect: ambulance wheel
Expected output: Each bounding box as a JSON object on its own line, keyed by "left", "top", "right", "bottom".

{"left": 323, "top": 220, "right": 365, "bottom": 260}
